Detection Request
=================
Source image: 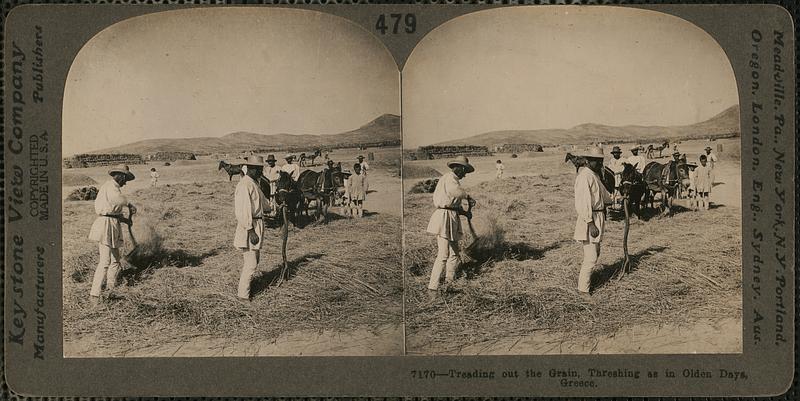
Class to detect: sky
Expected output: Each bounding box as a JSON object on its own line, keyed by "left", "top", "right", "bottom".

{"left": 63, "top": 8, "right": 400, "bottom": 156}
{"left": 402, "top": 7, "right": 740, "bottom": 147}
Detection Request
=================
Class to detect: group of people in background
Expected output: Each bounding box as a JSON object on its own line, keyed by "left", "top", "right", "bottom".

{"left": 605, "top": 144, "right": 719, "bottom": 211}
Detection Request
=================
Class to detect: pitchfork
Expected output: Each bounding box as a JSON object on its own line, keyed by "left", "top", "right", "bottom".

{"left": 124, "top": 206, "right": 138, "bottom": 257}
{"left": 617, "top": 194, "right": 631, "bottom": 281}
{"left": 464, "top": 197, "right": 479, "bottom": 253}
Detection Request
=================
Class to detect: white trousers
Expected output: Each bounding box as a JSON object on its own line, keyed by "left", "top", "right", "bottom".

{"left": 238, "top": 249, "right": 260, "bottom": 299}
{"left": 578, "top": 241, "right": 601, "bottom": 293}
{"left": 350, "top": 200, "right": 364, "bottom": 217}
{"left": 428, "top": 236, "right": 460, "bottom": 290}
{"left": 90, "top": 243, "right": 121, "bottom": 297}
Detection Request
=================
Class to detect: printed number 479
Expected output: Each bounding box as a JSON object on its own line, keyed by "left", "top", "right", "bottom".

{"left": 375, "top": 14, "right": 416, "bottom": 34}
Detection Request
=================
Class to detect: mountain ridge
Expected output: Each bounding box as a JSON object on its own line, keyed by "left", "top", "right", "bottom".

{"left": 88, "top": 114, "right": 401, "bottom": 156}
{"left": 434, "top": 105, "right": 740, "bottom": 147}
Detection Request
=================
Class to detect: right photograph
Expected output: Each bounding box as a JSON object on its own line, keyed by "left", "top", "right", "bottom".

{"left": 402, "top": 7, "right": 742, "bottom": 355}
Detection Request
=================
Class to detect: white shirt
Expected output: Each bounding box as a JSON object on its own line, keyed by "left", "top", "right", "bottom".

{"left": 88, "top": 179, "right": 128, "bottom": 247}
{"left": 607, "top": 157, "right": 625, "bottom": 173}
{"left": 627, "top": 155, "right": 646, "bottom": 173}
{"left": 264, "top": 165, "right": 281, "bottom": 181}
{"left": 94, "top": 179, "right": 127, "bottom": 216}
{"left": 426, "top": 172, "right": 467, "bottom": 241}
{"left": 358, "top": 161, "right": 370, "bottom": 175}
{"left": 281, "top": 163, "right": 300, "bottom": 181}
{"left": 233, "top": 175, "right": 267, "bottom": 250}
{"left": 703, "top": 152, "right": 718, "bottom": 168}
{"left": 574, "top": 167, "right": 612, "bottom": 243}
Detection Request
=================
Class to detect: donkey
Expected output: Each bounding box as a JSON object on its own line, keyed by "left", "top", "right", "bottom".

{"left": 218, "top": 161, "right": 243, "bottom": 181}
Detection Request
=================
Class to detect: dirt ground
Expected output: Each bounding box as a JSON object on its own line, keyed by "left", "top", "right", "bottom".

{"left": 62, "top": 147, "right": 402, "bottom": 357}
{"left": 404, "top": 138, "right": 742, "bottom": 355}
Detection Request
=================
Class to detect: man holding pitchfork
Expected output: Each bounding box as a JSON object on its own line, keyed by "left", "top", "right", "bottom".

{"left": 233, "top": 155, "right": 270, "bottom": 301}
{"left": 425, "top": 155, "right": 476, "bottom": 298}
{"left": 87, "top": 164, "right": 137, "bottom": 304}
{"left": 573, "top": 146, "right": 614, "bottom": 300}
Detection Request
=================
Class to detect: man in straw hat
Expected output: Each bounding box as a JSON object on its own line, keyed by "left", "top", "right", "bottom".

{"left": 573, "top": 147, "right": 613, "bottom": 299}
{"left": 356, "top": 154, "right": 369, "bottom": 174}
{"left": 702, "top": 146, "right": 718, "bottom": 185}
{"left": 627, "top": 145, "right": 646, "bottom": 174}
{"left": 263, "top": 154, "right": 281, "bottom": 215}
{"left": 281, "top": 154, "right": 300, "bottom": 182}
{"left": 234, "top": 155, "right": 270, "bottom": 301}
{"left": 426, "top": 155, "right": 475, "bottom": 297}
{"left": 88, "top": 164, "right": 137, "bottom": 304}
{"left": 356, "top": 155, "right": 370, "bottom": 195}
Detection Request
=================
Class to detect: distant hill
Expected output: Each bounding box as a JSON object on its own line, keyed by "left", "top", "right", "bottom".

{"left": 91, "top": 114, "right": 401, "bottom": 155}
{"left": 436, "top": 105, "right": 740, "bottom": 147}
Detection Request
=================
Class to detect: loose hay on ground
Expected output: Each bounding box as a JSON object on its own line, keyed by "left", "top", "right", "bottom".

{"left": 63, "top": 181, "right": 402, "bottom": 353}
{"left": 404, "top": 169, "right": 742, "bottom": 353}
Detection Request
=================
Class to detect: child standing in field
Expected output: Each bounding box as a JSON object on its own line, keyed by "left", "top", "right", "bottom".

{"left": 150, "top": 167, "right": 159, "bottom": 187}
{"left": 693, "top": 155, "right": 712, "bottom": 211}
{"left": 340, "top": 169, "right": 353, "bottom": 217}
{"left": 685, "top": 163, "right": 698, "bottom": 210}
{"left": 495, "top": 159, "right": 504, "bottom": 179}
{"left": 347, "top": 163, "right": 367, "bottom": 218}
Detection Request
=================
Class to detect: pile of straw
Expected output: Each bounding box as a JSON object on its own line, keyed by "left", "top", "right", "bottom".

{"left": 408, "top": 178, "right": 439, "bottom": 194}
{"left": 66, "top": 186, "right": 98, "bottom": 201}
{"left": 125, "top": 216, "right": 165, "bottom": 269}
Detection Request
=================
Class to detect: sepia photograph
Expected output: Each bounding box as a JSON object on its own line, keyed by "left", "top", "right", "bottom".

{"left": 402, "top": 7, "right": 743, "bottom": 355}
{"left": 61, "top": 8, "right": 403, "bottom": 357}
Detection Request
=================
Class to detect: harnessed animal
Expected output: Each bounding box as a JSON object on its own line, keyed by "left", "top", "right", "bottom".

{"left": 270, "top": 171, "right": 299, "bottom": 285}
{"left": 641, "top": 160, "right": 690, "bottom": 215}
{"left": 218, "top": 161, "right": 243, "bottom": 181}
{"left": 296, "top": 164, "right": 341, "bottom": 222}
{"left": 273, "top": 170, "right": 302, "bottom": 227}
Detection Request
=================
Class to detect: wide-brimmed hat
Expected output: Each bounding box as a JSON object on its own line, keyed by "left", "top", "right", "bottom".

{"left": 575, "top": 146, "right": 605, "bottom": 159}
{"left": 610, "top": 146, "right": 622, "bottom": 154}
{"left": 284, "top": 154, "right": 295, "bottom": 161}
{"left": 704, "top": 146, "right": 712, "bottom": 151}
{"left": 357, "top": 155, "right": 365, "bottom": 159}
{"left": 265, "top": 154, "right": 277, "bottom": 162}
{"left": 341, "top": 169, "right": 353, "bottom": 176}
{"left": 446, "top": 155, "right": 475, "bottom": 173}
{"left": 108, "top": 164, "right": 135, "bottom": 181}
{"left": 243, "top": 155, "right": 264, "bottom": 167}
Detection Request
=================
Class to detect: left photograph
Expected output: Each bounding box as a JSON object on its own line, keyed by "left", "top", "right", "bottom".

{"left": 61, "top": 8, "right": 402, "bottom": 357}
